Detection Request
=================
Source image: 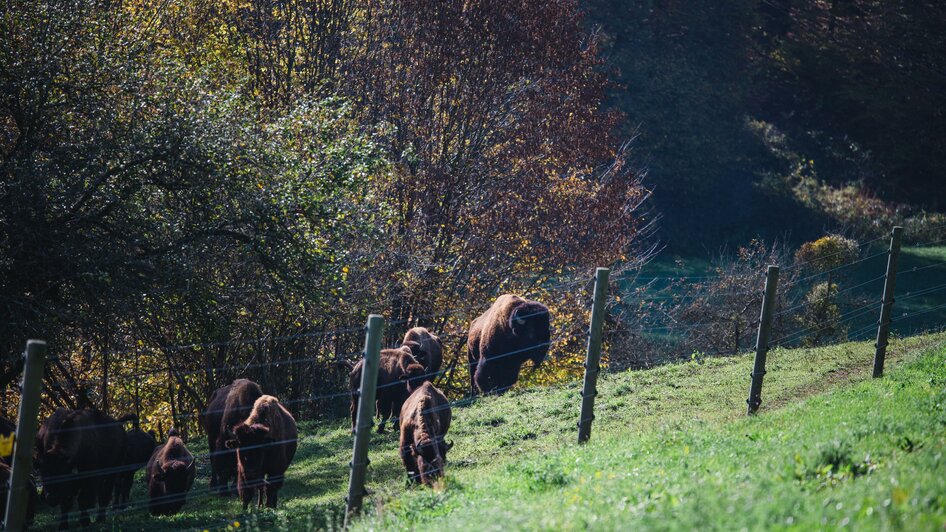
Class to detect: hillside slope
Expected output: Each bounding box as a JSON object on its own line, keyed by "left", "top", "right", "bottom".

{"left": 34, "top": 333, "right": 946, "bottom": 530}
{"left": 356, "top": 334, "right": 946, "bottom": 531}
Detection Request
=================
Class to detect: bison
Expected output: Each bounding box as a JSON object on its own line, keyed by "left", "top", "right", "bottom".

{"left": 114, "top": 426, "right": 157, "bottom": 509}
{"left": 199, "top": 378, "right": 263, "bottom": 495}
{"left": 468, "top": 294, "right": 551, "bottom": 395}
{"left": 225, "top": 395, "right": 297, "bottom": 510}
{"left": 36, "top": 408, "right": 133, "bottom": 529}
{"left": 399, "top": 382, "right": 453, "bottom": 486}
{"left": 403, "top": 327, "right": 444, "bottom": 376}
{"left": 349, "top": 343, "right": 427, "bottom": 433}
{"left": 146, "top": 428, "right": 196, "bottom": 516}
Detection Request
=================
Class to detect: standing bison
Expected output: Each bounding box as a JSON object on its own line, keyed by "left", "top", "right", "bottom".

{"left": 403, "top": 327, "right": 444, "bottom": 376}
{"left": 199, "top": 379, "right": 263, "bottom": 495}
{"left": 226, "top": 395, "right": 297, "bottom": 510}
{"left": 468, "top": 294, "right": 551, "bottom": 395}
{"left": 349, "top": 344, "right": 427, "bottom": 433}
{"left": 399, "top": 382, "right": 453, "bottom": 486}
{"left": 114, "top": 426, "right": 157, "bottom": 509}
{"left": 146, "top": 428, "right": 196, "bottom": 516}
{"left": 36, "top": 408, "right": 133, "bottom": 529}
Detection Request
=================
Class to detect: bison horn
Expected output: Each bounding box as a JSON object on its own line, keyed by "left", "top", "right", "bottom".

{"left": 445, "top": 440, "right": 454, "bottom": 451}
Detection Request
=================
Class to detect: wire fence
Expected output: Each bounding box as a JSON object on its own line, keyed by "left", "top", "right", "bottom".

{"left": 14, "top": 227, "right": 946, "bottom": 529}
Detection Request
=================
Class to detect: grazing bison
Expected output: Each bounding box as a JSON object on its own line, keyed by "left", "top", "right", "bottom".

{"left": 349, "top": 344, "right": 427, "bottom": 433}
{"left": 199, "top": 379, "right": 263, "bottom": 495}
{"left": 225, "top": 395, "right": 297, "bottom": 510}
{"left": 403, "top": 327, "right": 444, "bottom": 376}
{"left": 36, "top": 408, "right": 133, "bottom": 529}
{"left": 0, "top": 461, "right": 38, "bottom": 525}
{"left": 114, "top": 426, "right": 157, "bottom": 509}
{"left": 399, "top": 382, "right": 453, "bottom": 486}
{"left": 146, "top": 428, "right": 196, "bottom": 516}
{"left": 468, "top": 294, "right": 551, "bottom": 395}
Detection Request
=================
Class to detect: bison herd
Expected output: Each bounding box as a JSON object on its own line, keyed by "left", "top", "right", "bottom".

{"left": 7, "top": 294, "right": 549, "bottom": 528}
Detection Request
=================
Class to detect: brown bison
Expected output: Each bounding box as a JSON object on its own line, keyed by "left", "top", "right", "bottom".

{"left": 468, "top": 294, "right": 551, "bottom": 395}
{"left": 0, "top": 459, "right": 38, "bottom": 525}
{"left": 36, "top": 408, "right": 133, "bottom": 529}
{"left": 349, "top": 343, "right": 427, "bottom": 433}
{"left": 225, "top": 395, "right": 297, "bottom": 510}
{"left": 199, "top": 378, "right": 263, "bottom": 495}
{"left": 403, "top": 327, "right": 444, "bottom": 376}
{"left": 146, "top": 428, "right": 196, "bottom": 516}
{"left": 113, "top": 426, "right": 157, "bottom": 509}
{"left": 399, "top": 382, "right": 453, "bottom": 486}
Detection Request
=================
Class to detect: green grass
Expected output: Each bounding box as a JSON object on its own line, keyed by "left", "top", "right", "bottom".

{"left": 33, "top": 332, "right": 946, "bottom": 530}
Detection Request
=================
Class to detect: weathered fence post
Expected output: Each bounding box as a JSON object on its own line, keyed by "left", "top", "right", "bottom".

{"left": 578, "top": 267, "right": 610, "bottom": 443}
{"left": 4, "top": 340, "right": 48, "bottom": 532}
{"left": 345, "top": 314, "right": 384, "bottom": 525}
{"left": 747, "top": 266, "right": 779, "bottom": 415}
{"left": 872, "top": 226, "right": 904, "bottom": 378}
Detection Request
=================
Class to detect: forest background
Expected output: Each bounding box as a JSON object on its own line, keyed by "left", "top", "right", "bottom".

{"left": 2, "top": 0, "right": 943, "bottom": 435}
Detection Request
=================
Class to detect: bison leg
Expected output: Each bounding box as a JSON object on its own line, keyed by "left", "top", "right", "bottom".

{"left": 350, "top": 393, "right": 358, "bottom": 434}
{"left": 265, "top": 475, "right": 283, "bottom": 509}
{"left": 400, "top": 444, "right": 419, "bottom": 485}
{"left": 57, "top": 497, "right": 75, "bottom": 530}
{"left": 77, "top": 486, "right": 95, "bottom": 527}
{"left": 96, "top": 476, "right": 115, "bottom": 522}
{"left": 376, "top": 396, "right": 393, "bottom": 433}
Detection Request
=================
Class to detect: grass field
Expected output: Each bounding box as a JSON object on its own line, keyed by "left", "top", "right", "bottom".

{"left": 32, "top": 331, "right": 946, "bottom": 530}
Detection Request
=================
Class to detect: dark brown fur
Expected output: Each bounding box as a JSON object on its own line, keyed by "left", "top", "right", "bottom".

{"left": 146, "top": 429, "right": 196, "bottom": 516}
{"left": 399, "top": 382, "right": 453, "bottom": 486}
{"left": 199, "top": 379, "right": 263, "bottom": 495}
{"left": 349, "top": 344, "right": 427, "bottom": 433}
{"left": 467, "top": 294, "right": 551, "bottom": 395}
{"left": 36, "top": 408, "right": 133, "bottom": 529}
{"left": 226, "top": 395, "right": 298, "bottom": 510}
{"left": 113, "top": 427, "right": 157, "bottom": 509}
{"left": 403, "top": 327, "right": 444, "bottom": 375}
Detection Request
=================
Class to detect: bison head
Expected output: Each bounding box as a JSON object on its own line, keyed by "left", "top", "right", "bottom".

{"left": 511, "top": 302, "right": 551, "bottom": 370}
{"left": 36, "top": 449, "right": 76, "bottom": 506}
{"left": 410, "top": 438, "right": 453, "bottom": 486}
{"left": 226, "top": 423, "right": 271, "bottom": 480}
{"left": 401, "top": 362, "right": 428, "bottom": 392}
{"left": 154, "top": 459, "right": 196, "bottom": 495}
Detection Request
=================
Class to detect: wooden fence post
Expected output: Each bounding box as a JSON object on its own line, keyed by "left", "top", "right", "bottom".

{"left": 4, "top": 340, "right": 47, "bottom": 532}
{"left": 872, "top": 226, "right": 904, "bottom": 378}
{"left": 747, "top": 266, "right": 779, "bottom": 415}
{"left": 345, "top": 314, "right": 384, "bottom": 525}
{"left": 578, "top": 267, "right": 610, "bottom": 443}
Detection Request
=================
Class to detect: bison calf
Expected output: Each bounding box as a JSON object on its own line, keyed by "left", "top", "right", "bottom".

{"left": 349, "top": 343, "right": 427, "bottom": 433}
{"left": 468, "top": 294, "right": 551, "bottom": 395}
{"left": 403, "top": 327, "right": 444, "bottom": 376}
{"left": 226, "top": 395, "right": 297, "bottom": 510}
{"left": 399, "top": 382, "right": 453, "bottom": 486}
{"left": 199, "top": 378, "right": 263, "bottom": 495}
{"left": 147, "top": 428, "right": 196, "bottom": 516}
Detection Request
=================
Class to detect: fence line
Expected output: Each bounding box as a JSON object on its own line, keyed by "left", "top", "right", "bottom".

{"left": 16, "top": 225, "right": 946, "bottom": 528}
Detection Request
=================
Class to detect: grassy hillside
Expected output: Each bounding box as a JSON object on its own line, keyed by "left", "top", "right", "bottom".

{"left": 33, "top": 333, "right": 946, "bottom": 530}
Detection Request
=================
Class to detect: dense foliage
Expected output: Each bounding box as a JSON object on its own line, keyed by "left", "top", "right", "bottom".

{"left": 0, "top": 0, "right": 648, "bottom": 430}
{"left": 586, "top": 0, "right": 946, "bottom": 250}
